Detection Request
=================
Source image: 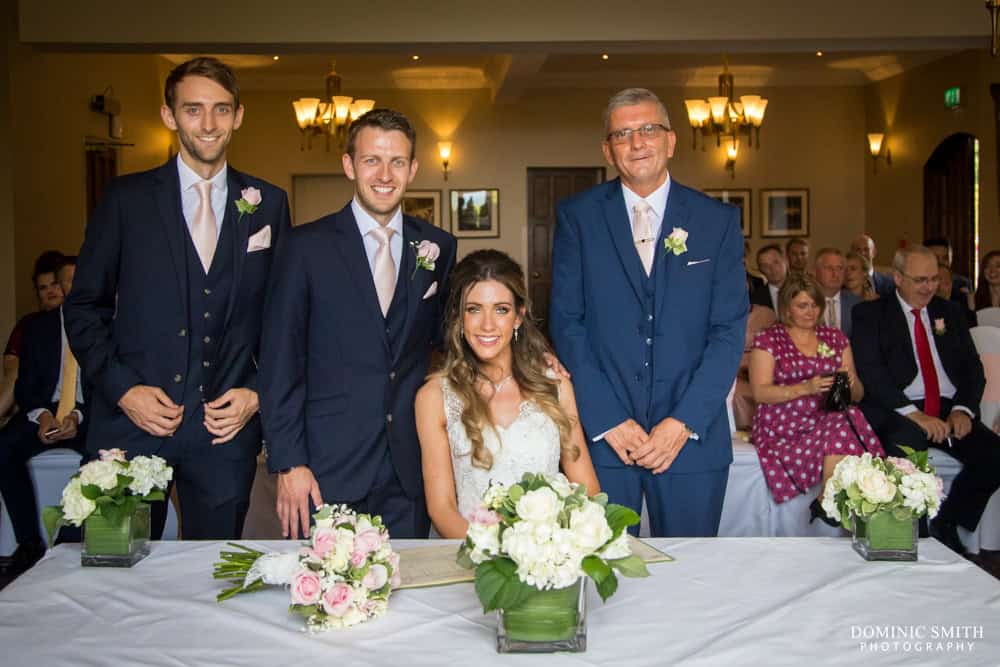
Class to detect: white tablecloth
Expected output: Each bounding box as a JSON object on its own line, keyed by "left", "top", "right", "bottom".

{"left": 1, "top": 538, "right": 997, "bottom": 666}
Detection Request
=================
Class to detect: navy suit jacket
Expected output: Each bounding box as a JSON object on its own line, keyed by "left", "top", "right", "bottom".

{"left": 64, "top": 159, "right": 290, "bottom": 458}
{"left": 259, "top": 204, "right": 456, "bottom": 501}
{"left": 837, "top": 288, "right": 862, "bottom": 338}
{"left": 871, "top": 270, "right": 895, "bottom": 298}
{"left": 851, "top": 295, "right": 985, "bottom": 430}
{"left": 15, "top": 308, "right": 87, "bottom": 426}
{"left": 550, "top": 178, "right": 747, "bottom": 473}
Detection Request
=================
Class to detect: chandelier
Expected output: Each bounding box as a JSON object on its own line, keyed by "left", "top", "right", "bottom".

{"left": 683, "top": 59, "right": 767, "bottom": 151}
{"left": 292, "top": 60, "right": 374, "bottom": 151}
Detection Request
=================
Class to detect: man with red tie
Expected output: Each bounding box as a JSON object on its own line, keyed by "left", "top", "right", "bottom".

{"left": 852, "top": 245, "right": 1000, "bottom": 555}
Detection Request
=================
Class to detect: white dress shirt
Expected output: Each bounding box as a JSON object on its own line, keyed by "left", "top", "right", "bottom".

{"left": 893, "top": 292, "right": 971, "bottom": 417}
{"left": 177, "top": 155, "right": 228, "bottom": 241}
{"left": 27, "top": 308, "right": 84, "bottom": 425}
{"left": 825, "top": 293, "right": 841, "bottom": 329}
{"left": 768, "top": 283, "right": 780, "bottom": 312}
{"left": 352, "top": 198, "right": 404, "bottom": 280}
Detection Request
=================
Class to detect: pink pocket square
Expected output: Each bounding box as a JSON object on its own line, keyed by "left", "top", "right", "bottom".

{"left": 422, "top": 281, "right": 438, "bottom": 300}
{"left": 247, "top": 225, "right": 271, "bottom": 252}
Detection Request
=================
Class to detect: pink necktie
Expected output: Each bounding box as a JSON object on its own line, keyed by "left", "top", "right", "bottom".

{"left": 369, "top": 226, "right": 397, "bottom": 316}
{"left": 632, "top": 202, "right": 655, "bottom": 276}
{"left": 192, "top": 180, "right": 217, "bottom": 272}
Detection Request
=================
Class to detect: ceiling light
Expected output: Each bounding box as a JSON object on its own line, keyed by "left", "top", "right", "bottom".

{"left": 684, "top": 57, "right": 768, "bottom": 150}
{"left": 291, "top": 60, "right": 374, "bottom": 151}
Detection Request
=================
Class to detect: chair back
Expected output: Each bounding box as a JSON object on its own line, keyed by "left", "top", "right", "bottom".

{"left": 976, "top": 307, "right": 1000, "bottom": 328}
{"left": 970, "top": 325, "right": 1000, "bottom": 431}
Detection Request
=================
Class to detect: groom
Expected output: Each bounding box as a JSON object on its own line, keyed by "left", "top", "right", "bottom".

{"left": 550, "top": 88, "right": 747, "bottom": 536}
{"left": 260, "top": 109, "right": 456, "bottom": 539}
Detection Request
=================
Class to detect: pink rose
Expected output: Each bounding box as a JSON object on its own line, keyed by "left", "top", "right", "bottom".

{"left": 888, "top": 457, "right": 917, "bottom": 475}
{"left": 354, "top": 528, "right": 382, "bottom": 554}
{"left": 350, "top": 550, "right": 367, "bottom": 568}
{"left": 467, "top": 506, "right": 500, "bottom": 527}
{"left": 241, "top": 187, "right": 262, "bottom": 206}
{"left": 388, "top": 552, "right": 401, "bottom": 588}
{"left": 362, "top": 563, "right": 388, "bottom": 590}
{"left": 417, "top": 240, "right": 440, "bottom": 262}
{"left": 311, "top": 527, "right": 337, "bottom": 558}
{"left": 321, "top": 582, "right": 354, "bottom": 617}
{"left": 290, "top": 569, "right": 322, "bottom": 605}
{"left": 98, "top": 448, "right": 127, "bottom": 462}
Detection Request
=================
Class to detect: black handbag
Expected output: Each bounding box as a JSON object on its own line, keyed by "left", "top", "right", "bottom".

{"left": 823, "top": 371, "right": 852, "bottom": 412}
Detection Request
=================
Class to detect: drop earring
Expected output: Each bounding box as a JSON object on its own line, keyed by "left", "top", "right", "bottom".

{"left": 513, "top": 327, "right": 520, "bottom": 343}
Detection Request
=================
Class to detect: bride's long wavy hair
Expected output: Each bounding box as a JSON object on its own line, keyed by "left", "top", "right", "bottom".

{"left": 435, "top": 250, "right": 577, "bottom": 470}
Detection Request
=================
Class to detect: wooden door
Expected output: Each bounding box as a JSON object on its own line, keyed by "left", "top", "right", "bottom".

{"left": 923, "top": 133, "right": 977, "bottom": 280}
{"left": 526, "top": 167, "right": 604, "bottom": 335}
{"left": 85, "top": 146, "right": 117, "bottom": 219}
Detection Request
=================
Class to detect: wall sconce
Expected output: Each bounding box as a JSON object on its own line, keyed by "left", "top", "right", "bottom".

{"left": 438, "top": 141, "right": 453, "bottom": 181}
{"left": 725, "top": 140, "right": 738, "bottom": 179}
{"left": 867, "top": 132, "right": 892, "bottom": 172}
{"left": 989, "top": 0, "right": 1000, "bottom": 57}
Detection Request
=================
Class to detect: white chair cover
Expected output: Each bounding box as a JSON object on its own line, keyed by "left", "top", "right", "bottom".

{"left": 975, "top": 306, "right": 1000, "bottom": 328}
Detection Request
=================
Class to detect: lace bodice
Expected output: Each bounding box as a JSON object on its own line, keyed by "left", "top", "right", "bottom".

{"left": 441, "top": 378, "right": 562, "bottom": 517}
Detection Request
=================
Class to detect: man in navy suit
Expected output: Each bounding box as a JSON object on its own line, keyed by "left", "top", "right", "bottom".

{"left": 852, "top": 245, "right": 1000, "bottom": 554}
{"left": 550, "top": 88, "right": 747, "bottom": 537}
{"left": 850, "top": 234, "right": 894, "bottom": 298}
{"left": 814, "top": 247, "right": 861, "bottom": 337}
{"left": 65, "top": 57, "right": 290, "bottom": 540}
{"left": 0, "top": 257, "right": 84, "bottom": 574}
{"left": 260, "top": 109, "right": 456, "bottom": 540}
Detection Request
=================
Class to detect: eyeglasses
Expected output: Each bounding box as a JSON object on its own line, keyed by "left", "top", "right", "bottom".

{"left": 606, "top": 123, "right": 671, "bottom": 145}
{"left": 899, "top": 272, "right": 941, "bottom": 287}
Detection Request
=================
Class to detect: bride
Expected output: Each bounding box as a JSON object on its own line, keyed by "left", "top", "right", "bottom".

{"left": 415, "top": 250, "right": 599, "bottom": 538}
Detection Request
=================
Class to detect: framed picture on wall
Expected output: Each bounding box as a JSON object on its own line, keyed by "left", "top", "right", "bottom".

{"left": 704, "top": 188, "right": 751, "bottom": 237}
{"left": 402, "top": 190, "right": 443, "bottom": 227}
{"left": 449, "top": 188, "right": 500, "bottom": 238}
{"left": 760, "top": 188, "right": 810, "bottom": 237}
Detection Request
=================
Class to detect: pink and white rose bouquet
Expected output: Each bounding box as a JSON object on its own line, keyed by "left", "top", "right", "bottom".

{"left": 215, "top": 504, "right": 399, "bottom": 633}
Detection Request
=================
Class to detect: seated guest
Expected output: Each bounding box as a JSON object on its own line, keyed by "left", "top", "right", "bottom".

{"left": 744, "top": 240, "right": 767, "bottom": 301}
{"left": 973, "top": 250, "right": 1000, "bottom": 311}
{"left": 845, "top": 251, "right": 878, "bottom": 302}
{"left": 0, "top": 256, "right": 84, "bottom": 576}
{"left": 734, "top": 280, "right": 777, "bottom": 430}
{"left": 850, "top": 234, "right": 894, "bottom": 297}
{"left": 755, "top": 244, "right": 787, "bottom": 312}
{"left": 814, "top": 247, "right": 861, "bottom": 337}
{"left": 937, "top": 264, "right": 976, "bottom": 328}
{"left": 785, "top": 238, "right": 811, "bottom": 277}
{"left": 749, "top": 273, "right": 883, "bottom": 524}
{"left": 1, "top": 251, "right": 65, "bottom": 426}
{"left": 851, "top": 245, "right": 1000, "bottom": 555}
{"left": 925, "top": 237, "right": 973, "bottom": 304}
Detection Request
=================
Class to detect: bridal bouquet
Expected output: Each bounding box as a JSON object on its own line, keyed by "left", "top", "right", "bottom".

{"left": 821, "top": 448, "right": 944, "bottom": 527}
{"left": 42, "top": 448, "right": 172, "bottom": 543}
{"left": 459, "top": 472, "right": 649, "bottom": 611}
{"left": 215, "top": 504, "right": 400, "bottom": 632}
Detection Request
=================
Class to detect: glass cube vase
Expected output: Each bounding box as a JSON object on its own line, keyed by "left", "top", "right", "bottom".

{"left": 82, "top": 502, "right": 151, "bottom": 567}
{"left": 496, "top": 578, "right": 587, "bottom": 653}
{"left": 852, "top": 511, "right": 918, "bottom": 561}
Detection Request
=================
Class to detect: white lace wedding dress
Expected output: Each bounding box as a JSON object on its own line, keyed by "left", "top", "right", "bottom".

{"left": 441, "top": 378, "right": 561, "bottom": 516}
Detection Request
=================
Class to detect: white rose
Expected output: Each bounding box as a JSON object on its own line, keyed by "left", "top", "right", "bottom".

{"left": 515, "top": 487, "right": 562, "bottom": 524}
{"left": 670, "top": 227, "right": 688, "bottom": 243}
{"left": 467, "top": 522, "right": 500, "bottom": 563}
{"left": 832, "top": 456, "right": 861, "bottom": 490}
{"left": 599, "top": 532, "right": 631, "bottom": 560}
{"left": 570, "top": 501, "right": 613, "bottom": 554}
{"left": 60, "top": 477, "right": 96, "bottom": 525}
{"left": 856, "top": 467, "right": 897, "bottom": 504}
{"left": 820, "top": 479, "right": 842, "bottom": 523}
{"left": 543, "top": 473, "right": 574, "bottom": 498}
{"left": 502, "top": 521, "right": 543, "bottom": 567}
{"left": 79, "top": 460, "right": 123, "bottom": 491}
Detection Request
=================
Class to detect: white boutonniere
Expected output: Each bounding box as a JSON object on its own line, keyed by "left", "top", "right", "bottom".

{"left": 234, "top": 187, "right": 262, "bottom": 221}
{"left": 816, "top": 342, "right": 835, "bottom": 359}
{"left": 663, "top": 227, "right": 688, "bottom": 256}
{"left": 933, "top": 318, "right": 946, "bottom": 336}
{"left": 410, "top": 240, "right": 440, "bottom": 279}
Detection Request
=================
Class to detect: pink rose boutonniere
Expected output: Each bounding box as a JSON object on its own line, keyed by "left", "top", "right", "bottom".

{"left": 933, "top": 318, "right": 946, "bottom": 336}
{"left": 235, "top": 187, "right": 262, "bottom": 221}
{"left": 410, "top": 240, "right": 440, "bottom": 278}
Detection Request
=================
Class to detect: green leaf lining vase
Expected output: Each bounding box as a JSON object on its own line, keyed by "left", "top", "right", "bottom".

{"left": 82, "top": 502, "right": 151, "bottom": 567}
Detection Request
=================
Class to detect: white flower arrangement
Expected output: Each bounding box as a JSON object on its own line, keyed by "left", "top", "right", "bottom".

{"left": 820, "top": 448, "right": 944, "bottom": 527}
{"left": 43, "top": 448, "right": 172, "bottom": 543}
{"left": 459, "top": 472, "right": 649, "bottom": 611}
{"left": 215, "top": 504, "right": 399, "bottom": 633}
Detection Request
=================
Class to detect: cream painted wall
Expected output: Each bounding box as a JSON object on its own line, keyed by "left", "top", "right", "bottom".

{"left": 229, "top": 84, "right": 866, "bottom": 269}
{"left": 864, "top": 49, "right": 1000, "bottom": 279}
{"left": 8, "top": 52, "right": 171, "bottom": 314}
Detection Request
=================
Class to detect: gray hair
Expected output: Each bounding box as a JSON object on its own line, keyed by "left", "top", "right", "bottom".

{"left": 603, "top": 88, "right": 671, "bottom": 135}
{"left": 892, "top": 244, "right": 937, "bottom": 273}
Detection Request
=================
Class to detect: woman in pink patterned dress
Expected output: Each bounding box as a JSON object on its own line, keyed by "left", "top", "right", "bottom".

{"left": 749, "top": 274, "right": 884, "bottom": 523}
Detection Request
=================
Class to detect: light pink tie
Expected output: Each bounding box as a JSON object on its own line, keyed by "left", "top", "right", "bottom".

{"left": 632, "top": 202, "right": 655, "bottom": 276}
{"left": 192, "top": 180, "right": 217, "bottom": 272}
{"left": 369, "top": 226, "right": 397, "bottom": 316}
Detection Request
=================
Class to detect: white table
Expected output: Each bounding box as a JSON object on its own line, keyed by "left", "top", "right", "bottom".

{"left": 0, "top": 538, "right": 997, "bottom": 666}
